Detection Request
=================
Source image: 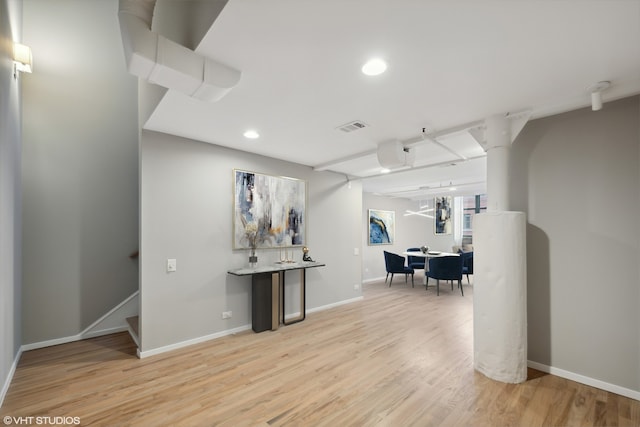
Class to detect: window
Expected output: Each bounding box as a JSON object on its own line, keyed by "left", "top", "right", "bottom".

{"left": 463, "top": 213, "right": 472, "bottom": 231}
{"left": 461, "top": 194, "right": 486, "bottom": 244}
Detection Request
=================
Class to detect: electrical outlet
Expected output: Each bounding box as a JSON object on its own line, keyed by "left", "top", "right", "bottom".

{"left": 167, "top": 259, "right": 177, "bottom": 272}
{"left": 222, "top": 311, "right": 232, "bottom": 319}
{"left": 354, "top": 284, "right": 361, "bottom": 291}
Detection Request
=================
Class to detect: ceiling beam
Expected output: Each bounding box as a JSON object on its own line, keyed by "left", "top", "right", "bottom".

{"left": 357, "top": 154, "right": 487, "bottom": 181}
{"left": 313, "top": 119, "right": 485, "bottom": 172}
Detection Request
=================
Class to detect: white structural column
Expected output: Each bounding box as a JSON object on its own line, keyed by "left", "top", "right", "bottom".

{"left": 485, "top": 114, "right": 511, "bottom": 211}
{"left": 474, "top": 211, "right": 527, "bottom": 383}
{"left": 472, "top": 113, "right": 529, "bottom": 384}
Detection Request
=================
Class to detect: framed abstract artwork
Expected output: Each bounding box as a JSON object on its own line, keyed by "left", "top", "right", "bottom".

{"left": 368, "top": 209, "right": 395, "bottom": 245}
{"left": 233, "top": 169, "right": 306, "bottom": 249}
{"left": 434, "top": 196, "right": 452, "bottom": 235}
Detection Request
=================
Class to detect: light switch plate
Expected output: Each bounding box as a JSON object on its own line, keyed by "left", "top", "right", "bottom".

{"left": 167, "top": 258, "right": 177, "bottom": 272}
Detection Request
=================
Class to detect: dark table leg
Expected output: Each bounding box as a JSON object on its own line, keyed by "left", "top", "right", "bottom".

{"left": 282, "top": 269, "right": 306, "bottom": 325}
{"left": 251, "top": 272, "right": 280, "bottom": 332}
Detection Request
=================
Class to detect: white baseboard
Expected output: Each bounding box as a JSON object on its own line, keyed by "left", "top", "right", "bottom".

{"left": 82, "top": 326, "right": 129, "bottom": 340}
{"left": 307, "top": 296, "right": 363, "bottom": 314}
{"left": 141, "top": 296, "right": 364, "bottom": 358}
{"left": 1, "top": 348, "right": 23, "bottom": 408}
{"left": 138, "top": 324, "right": 252, "bottom": 358}
{"left": 527, "top": 360, "right": 640, "bottom": 401}
{"left": 21, "top": 326, "right": 129, "bottom": 352}
{"left": 284, "top": 296, "right": 364, "bottom": 319}
{"left": 21, "top": 291, "right": 139, "bottom": 352}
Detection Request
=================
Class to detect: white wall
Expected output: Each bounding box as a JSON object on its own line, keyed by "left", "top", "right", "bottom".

{"left": 0, "top": 0, "right": 22, "bottom": 405}
{"left": 511, "top": 96, "right": 640, "bottom": 393}
{"left": 362, "top": 193, "right": 456, "bottom": 282}
{"left": 21, "top": 0, "right": 139, "bottom": 344}
{"left": 140, "top": 131, "right": 362, "bottom": 353}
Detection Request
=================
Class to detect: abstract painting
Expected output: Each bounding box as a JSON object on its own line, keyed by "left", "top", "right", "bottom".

{"left": 434, "top": 196, "right": 452, "bottom": 235}
{"left": 368, "top": 209, "right": 394, "bottom": 245}
{"left": 234, "top": 170, "right": 306, "bottom": 249}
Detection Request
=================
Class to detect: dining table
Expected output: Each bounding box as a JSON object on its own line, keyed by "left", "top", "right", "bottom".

{"left": 403, "top": 250, "right": 460, "bottom": 285}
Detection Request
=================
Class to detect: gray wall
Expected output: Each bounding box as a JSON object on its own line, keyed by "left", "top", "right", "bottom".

{"left": 511, "top": 96, "right": 640, "bottom": 392}
{"left": 362, "top": 193, "right": 456, "bottom": 282}
{"left": 0, "top": 0, "right": 22, "bottom": 403}
{"left": 153, "top": 0, "right": 227, "bottom": 50}
{"left": 21, "top": 0, "right": 139, "bottom": 344}
{"left": 139, "top": 131, "right": 362, "bottom": 353}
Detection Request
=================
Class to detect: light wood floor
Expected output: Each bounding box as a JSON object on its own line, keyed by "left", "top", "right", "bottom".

{"left": 2, "top": 279, "right": 639, "bottom": 426}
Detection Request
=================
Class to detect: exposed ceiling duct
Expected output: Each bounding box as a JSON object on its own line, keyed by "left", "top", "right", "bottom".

{"left": 117, "top": 0, "right": 241, "bottom": 102}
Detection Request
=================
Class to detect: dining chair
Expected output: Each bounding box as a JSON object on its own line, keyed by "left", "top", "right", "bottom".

{"left": 460, "top": 251, "right": 474, "bottom": 284}
{"left": 383, "top": 251, "right": 414, "bottom": 287}
{"left": 426, "top": 255, "right": 464, "bottom": 295}
{"left": 406, "top": 247, "right": 426, "bottom": 271}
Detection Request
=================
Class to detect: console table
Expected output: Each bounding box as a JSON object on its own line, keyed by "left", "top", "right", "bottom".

{"left": 227, "top": 261, "right": 326, "bottom": 333}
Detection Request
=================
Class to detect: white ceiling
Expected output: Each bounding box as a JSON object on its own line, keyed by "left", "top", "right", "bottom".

{"left": 144, "top": 0, "right": 640, "bottom": 200}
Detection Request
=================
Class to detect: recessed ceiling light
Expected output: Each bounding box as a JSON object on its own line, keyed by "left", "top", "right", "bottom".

{"left": 243, "top": 130, "right": 260, "bottom": 139}
{"left": 362, "top": 58, "right": 387, "bottom": 76}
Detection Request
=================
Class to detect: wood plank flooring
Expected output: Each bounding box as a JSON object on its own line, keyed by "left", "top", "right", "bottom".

{"left": 2, "top": 279, "right": 639, "bottom": 426}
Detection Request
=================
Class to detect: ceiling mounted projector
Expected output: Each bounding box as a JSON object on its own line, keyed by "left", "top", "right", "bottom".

{"left": 377, "top": 140, "right": 415, "bottom": 169}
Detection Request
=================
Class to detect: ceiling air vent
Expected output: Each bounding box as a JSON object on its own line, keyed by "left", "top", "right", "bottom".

{"left": 336, "top": 120, "right": 368, "bottom": 133}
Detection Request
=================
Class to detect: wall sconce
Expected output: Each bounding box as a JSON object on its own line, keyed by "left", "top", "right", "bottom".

{"left": 13, "top": 43, "right": 33, "bottom": 78}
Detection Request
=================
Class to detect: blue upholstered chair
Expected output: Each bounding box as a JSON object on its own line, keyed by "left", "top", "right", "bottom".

{"left": 383, "top": 251, "right": 414, "bottom": 287}
{"left": 460, "top": 251, "right": 474, "bottom": 284}
{"left": 426, "top": 255, "right": 464, "bottom": 296}
{"left": 406, "top": 247, "right": 426, "bottom": 271}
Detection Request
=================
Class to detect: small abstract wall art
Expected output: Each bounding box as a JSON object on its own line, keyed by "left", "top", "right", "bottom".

{"left": 434, "top": 196, "right": 452, "bottom": 235}
{"left": 368, "top": 209, "right": 395, "bottom": 245}
{"left": 234, "top": 170, "right": 306, "bottom": 249}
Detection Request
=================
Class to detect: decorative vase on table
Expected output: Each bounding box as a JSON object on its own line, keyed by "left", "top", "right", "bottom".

{"left": 245, "top": 221, "right": 259, "bottom": 268}
{"left": 249, "top": 246, "right": 258, "bottom": 268}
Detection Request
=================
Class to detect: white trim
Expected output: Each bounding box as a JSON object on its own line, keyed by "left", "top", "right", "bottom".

{"left": 82, "top": 291, "right": 139, "bottom": 335}
{"left": 127, "top": 324, "right": 140, "bottom": 348}
{"left": 22, "top": 334, "right": 83, "bottom": 351}
{"left": 284, "top": 311, "right": 302, "bottom": 320}
{"left": 21, "top": 326, "right": 129, "bottom": 352}
{"left": 139, "top": 324, "right": 252, "bottom": 358}
{"left": 285, "top": 296, "right": 363, "bottom": 320}
{"left": 21, "top": 292, "right": 139, "bottom": 352}
{"left": 82, "top": 326, "right": 128, "bottom": 340}
{"left": 1, "top": 348, "right": 23, "bottom": 408}
{"left": 527, "top": 360, "right": 640, "bottom": 401}
{"left": 140, "top": 296, "right": 364, "bottom": 358}
{"left": 307, "top": 296, "right": 363, "bottom": 314}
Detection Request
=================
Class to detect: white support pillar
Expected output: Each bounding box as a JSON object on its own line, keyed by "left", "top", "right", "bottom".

{"left": 484, "top": 114, "right": 511, "bottom": 211}
{"left": 474, "top": 211, "right": 527, "bottom": 383}
{"left": 472, "top": 112, "right": 530, "bottom": 384}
